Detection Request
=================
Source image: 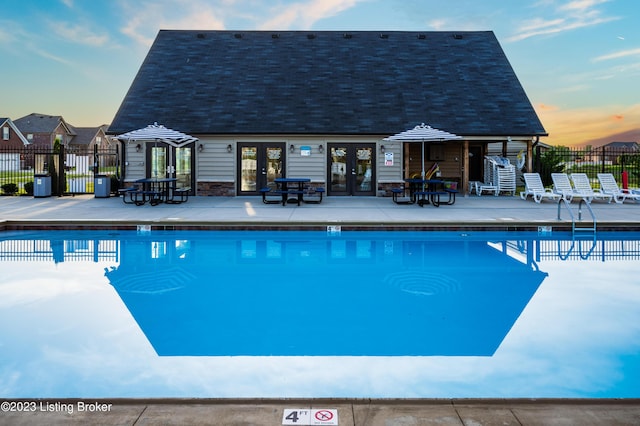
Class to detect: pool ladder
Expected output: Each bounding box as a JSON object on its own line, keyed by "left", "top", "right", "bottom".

{"left": 557, "top": 198, "right": 597, "bottom": 260}
{"left": 557, "top": 198, "right": 596, "bottom": 235}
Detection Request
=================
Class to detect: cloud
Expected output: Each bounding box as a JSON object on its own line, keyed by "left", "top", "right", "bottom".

{"left": 119, "top": 0, "right": 226, "bottom": 47}
{"left": 50, "top": 22, "right": 110, "bottom": 47}
{"left": 257, "top": 0, "right": 366, "bottom": 30}
{"left": 507, "top": 0, "right": 619, "bottom": 42}
{"left": 593, "top": 48, "right": 640, "bottom": 62}
{"left": 537, "top": 103, "right": 640, "bottom": 146}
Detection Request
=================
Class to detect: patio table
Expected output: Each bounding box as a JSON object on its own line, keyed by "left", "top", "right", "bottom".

{"left": 274, "top": 177, "right": 311, "bottom": 206}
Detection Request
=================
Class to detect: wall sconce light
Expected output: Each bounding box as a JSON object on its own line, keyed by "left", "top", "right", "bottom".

{"left": 318, "top": 145, "right": 324, "bottom": 154}
{"left": 380, "top": 145, "right": 385, "bottom": 153}
{"left": 198, "top": 144, "right": 204, "bottom": 152}
{"left": 227, "top": 144, "right": 233, "bottom": 153}
{"left": 289, "top": 144, "right": 295, "bottom": 154}
{"left": 135, "top": 144, "right": 141, "bottom": 152}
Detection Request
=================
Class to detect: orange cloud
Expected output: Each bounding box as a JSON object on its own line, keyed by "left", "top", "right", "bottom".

{"left": 536, "top": 104, "right": 640, "bottom": 147}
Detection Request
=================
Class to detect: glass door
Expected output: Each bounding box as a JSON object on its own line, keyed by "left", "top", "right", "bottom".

{"left": 147, "top": 143, "right": 194, "bottom": 192}
{"left": 328, "top": 143, "right": 375, "bottom": 196}
{"left": 237, "top": 143, "right": 285, "bottom": 195}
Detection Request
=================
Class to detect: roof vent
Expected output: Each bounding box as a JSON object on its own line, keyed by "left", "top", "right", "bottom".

{"left": 343, "top": 33, "right": 352, "bottom": 39}
{"left": 196, "top": 33, "right": 205, "bottom": 39}
{"left": 272, "top": 33, "right": 280, "bottom": 39}
{"left": 417, "top": 34, "right": 426, "bottom": 39}
{"left": 307, "top": 34, "right": 316, "bottom": 39}
{"left": 453, "top": 34, "right": 463, "bottom": 39}
{"left": 379, "top": 33, "right": 389, "bottom": 39}
{"left": 234, "top": 33, "right": 242, "bottom": 39}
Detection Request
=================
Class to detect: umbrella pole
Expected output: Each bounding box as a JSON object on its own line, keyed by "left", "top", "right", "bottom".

{"left": 421, "top": 141, "right": 426, "bottom": 190}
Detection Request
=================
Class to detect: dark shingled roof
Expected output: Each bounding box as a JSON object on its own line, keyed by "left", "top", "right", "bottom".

{"left": 109, "top": 30, "right": 546, "bottom": 137}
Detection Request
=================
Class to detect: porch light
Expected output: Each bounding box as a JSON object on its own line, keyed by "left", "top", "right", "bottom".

{"left": 380, "top": 145, "right": 385, "bottom": 153}
{"left": 227, "top": 144, "right": 233, "bottom": 153}
{"left": 289, "top": 144, "right": 295, "bottom": 154}
{"left": 318, "top": 145, "right": 324, "bottom": 154}
{"left": 198, "top": 144, "right": 204, "bottom": 152}
{"left": 135, "top": 144, "right": 141, "bottom": 152}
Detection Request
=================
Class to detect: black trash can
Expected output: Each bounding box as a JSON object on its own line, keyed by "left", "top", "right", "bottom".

{"left": 94, "top": 175, "right": 111, "bottom": 198}
{"left": 33, "top": 174, "right": 52, "bottom": 198}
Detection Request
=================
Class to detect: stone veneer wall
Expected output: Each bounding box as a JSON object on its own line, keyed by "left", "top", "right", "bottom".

{"left": 197, "top": 182, "right": 235, "bottom": 196}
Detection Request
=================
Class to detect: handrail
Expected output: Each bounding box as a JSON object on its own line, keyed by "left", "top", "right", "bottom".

{"left": 557, "top": 198, "right": 596, "bottom": 234}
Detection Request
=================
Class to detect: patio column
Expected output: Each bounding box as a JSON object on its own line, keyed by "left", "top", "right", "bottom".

{"left": 462, "top": 140, "right": 469, "bottom": 194}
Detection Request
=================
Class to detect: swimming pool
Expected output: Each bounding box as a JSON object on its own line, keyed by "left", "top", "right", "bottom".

{"left": 1, "top": 229, "right": 639, "bottom": 398}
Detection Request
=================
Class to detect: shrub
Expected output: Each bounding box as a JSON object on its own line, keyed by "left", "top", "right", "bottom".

{"left": 1, "top": 183, "right": 19, "bottom": 195}
{"left": 23, "top": 181, "right": 34, "bottom": 195}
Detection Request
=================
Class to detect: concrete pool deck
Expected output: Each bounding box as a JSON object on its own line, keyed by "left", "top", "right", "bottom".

{"left": 0, "top": 192, "right": 639, "bottom": 229}
{"left": 1, "top": 193, "right": 640, "bottom": 425}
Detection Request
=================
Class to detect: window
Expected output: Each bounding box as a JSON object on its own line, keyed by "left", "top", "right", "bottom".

{"left": 2, "top": 127, "right": 9, "bottom": 140}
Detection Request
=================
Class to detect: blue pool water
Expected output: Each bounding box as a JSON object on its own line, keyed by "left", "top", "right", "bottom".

{"left": 0, "top": 229, "right": 639, "bottom": 398}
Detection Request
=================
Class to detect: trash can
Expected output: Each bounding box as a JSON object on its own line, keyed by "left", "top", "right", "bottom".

{"left": 33, "top": 174, "right": 52, "bottom": 198}
{"left": 94, "top": 175, "right": 111, "bottom": 198}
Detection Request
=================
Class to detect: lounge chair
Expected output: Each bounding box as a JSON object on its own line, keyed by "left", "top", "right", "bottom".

{"left": 597, "top": 173, "right": 640, "bottom": 204}
{"left": 551, "top": 173, "right": 581, "bottom": 202}
{"left": 520, "top": 173, "right": 561, "bottom": 203}
{"left": 570, "top": 173, "right": 612, "bottom": 203}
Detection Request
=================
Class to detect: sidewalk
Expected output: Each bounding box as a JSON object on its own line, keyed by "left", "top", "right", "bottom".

{"left": 2, "top": 398, "right": 639, "bottom": 425}
{"left": 1, "top": 193, "right": 639, "bottom": 228}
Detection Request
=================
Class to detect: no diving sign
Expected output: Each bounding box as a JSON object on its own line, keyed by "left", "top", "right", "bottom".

{"left": 282, "top": 408, "right": 338, "bottom": 425}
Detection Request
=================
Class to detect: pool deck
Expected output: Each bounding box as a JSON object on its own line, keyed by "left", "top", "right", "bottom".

{"left": 1, "top": 193, "right": 640, "bottom": 425}
{"left": 1, "top": 192, "right": 639, "bottom": 229}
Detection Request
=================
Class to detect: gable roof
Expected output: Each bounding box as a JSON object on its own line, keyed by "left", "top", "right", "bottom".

{"left": 14, "top": 113, "right": 76, "bottom": 136}
{"left": 109, "top": 30, "right": 546, "bottom": 137}
{"left": 603, "top": 141, "right": 638, "bottom": 150}
{"left": 1, "top": 117, "right": 30, "bottom": 145}
{"left": 69, "top": 125, "right": 108, "bottom": 145}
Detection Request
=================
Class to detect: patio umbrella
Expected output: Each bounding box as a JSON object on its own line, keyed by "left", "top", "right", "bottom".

{"left": 116, "top": 122, "right": 198, "bottom": 147}
{"left": 384, "top": 123, "right": 461, "bottom": 179}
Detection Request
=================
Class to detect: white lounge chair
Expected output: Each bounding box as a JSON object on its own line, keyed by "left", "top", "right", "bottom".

{"left": 570, "top": 173, "right": 612, "bottom": 203}
{"left": 520, "top": 173, "right": 561, "bottom": 203}
{"left": 597, "top": 173, "right": 640, "bottom": 204}
{"left": 551, "top": 173, "right": 581, "bottom": 203}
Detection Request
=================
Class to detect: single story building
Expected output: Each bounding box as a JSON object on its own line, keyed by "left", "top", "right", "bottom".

{"left": 108, "top": 30, "right": 547, "bottom": 197}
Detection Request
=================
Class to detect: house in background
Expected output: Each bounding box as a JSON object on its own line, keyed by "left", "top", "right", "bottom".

{"left": 1, "top": 117, "right": 30, "bottom": 149}
{"left": 602, "top": 142, "right": 639, "bottom": 165}
{"left": 108, "top": 30, "right": 547, "bottom": 197}
{"left": 0, "top": 117, "right": 30, "bottom": 172}
{"left": 13, "top": 113, "right": 76, "bottom": 149}
{"left": 69, "top": 124, "right": 111, "bottom": 150}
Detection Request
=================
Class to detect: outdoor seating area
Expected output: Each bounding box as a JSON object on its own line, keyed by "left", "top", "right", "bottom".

{"left": 598, "top": 173, "right": 640, "bottom": 204}
{"left": 520, "top": 173, "right": 561, "bottom": 203}
{"left": 118, "top": 177, "right": 190, "bottom": 206}
{"left": 260, "top": 178, "right": 324, "bottom": 206}
{"left": 519, "top": 172, "right": 639, "bottom": 207}
{"left": 552, "top": 173, "right": 612, "bottom": 204}
{"left": 392, "top": 178, "right": 458, "bottom": 207}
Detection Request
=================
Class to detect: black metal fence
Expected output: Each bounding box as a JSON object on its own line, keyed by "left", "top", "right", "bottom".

{"left": 0, "top": 145, "right": 121, "bottom": 196}
{"left": 533, "top": 145, "right": 640, "bottom": 189}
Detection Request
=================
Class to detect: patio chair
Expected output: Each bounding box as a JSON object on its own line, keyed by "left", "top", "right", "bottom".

{"left": 551, "top": 173, "right": 581, "bottom": 202}
{"left": 570, "top": 173, "right": 612, "bottom": 203}
{"left": 597, "top": 173, "right": 640, "bottom": 204}
{"left": 520, "top": 173, "right": 561, "bottom": 203}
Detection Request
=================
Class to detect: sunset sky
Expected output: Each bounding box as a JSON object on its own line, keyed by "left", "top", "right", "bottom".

{"left": 2, "top": 0, "right": 638, "bottom": 147}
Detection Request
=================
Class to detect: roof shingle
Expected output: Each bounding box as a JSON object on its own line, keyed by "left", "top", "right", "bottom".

{"left": 109, "top": 30, "right": 546, "bottom": 137}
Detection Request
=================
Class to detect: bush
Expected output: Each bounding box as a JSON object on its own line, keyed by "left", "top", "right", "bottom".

{"left": 24, "top": 181, "right": 34, "bottom": 195}
{"left": 1, "top": 183, "right": 19, "bottom": 195}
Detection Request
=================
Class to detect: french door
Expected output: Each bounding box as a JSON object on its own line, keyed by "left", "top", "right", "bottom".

{"left": 146, "top": 143, "right": 195, "bottom": 193}
{"left": 327, "top": 143, "right": 376, "bottom": 196}
{"left": 237, "top": 143, "right": 285, "bottom": 195}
